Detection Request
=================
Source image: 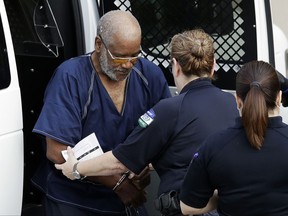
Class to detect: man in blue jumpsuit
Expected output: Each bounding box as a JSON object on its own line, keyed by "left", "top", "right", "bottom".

{"left": 32, "top": 10, "right": 171, "bottom": 216}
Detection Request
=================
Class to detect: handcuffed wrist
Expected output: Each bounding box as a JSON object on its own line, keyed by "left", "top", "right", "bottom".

{"left": 112, "top": 171, "right": 130, "bottom": 191}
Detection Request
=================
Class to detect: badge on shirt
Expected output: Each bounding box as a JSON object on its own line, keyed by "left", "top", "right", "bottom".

{"left": 138, "top": 108, "right": 156, "bottom": 128}
{"left": 191, "top": 152, "right": 199, "bottom": 164}
{"left": 193, "top": 152, "right": 199, "bottom": 158}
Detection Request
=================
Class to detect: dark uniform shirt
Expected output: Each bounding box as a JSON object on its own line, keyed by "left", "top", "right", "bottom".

{"left": 113, "top": 78, "right": 239, "bottom": 196}
{"left": 180, "top": 117, "right": 288, "bottom": 216}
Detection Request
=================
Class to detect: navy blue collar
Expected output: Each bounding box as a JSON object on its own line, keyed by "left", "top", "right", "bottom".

{"left": 180, "top": 77, "right": 212, "bottom": 94}
{"left": 235, "top": 116, "right": 285, "bottom": 128}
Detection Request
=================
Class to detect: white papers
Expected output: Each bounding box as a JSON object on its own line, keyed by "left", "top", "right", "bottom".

{"left": 62, "top": 133, "right": 103, "bottom": 161}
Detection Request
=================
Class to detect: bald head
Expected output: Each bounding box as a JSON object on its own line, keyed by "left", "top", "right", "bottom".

{"left": 97, "top": 10, "right": 141, "bottom": 45}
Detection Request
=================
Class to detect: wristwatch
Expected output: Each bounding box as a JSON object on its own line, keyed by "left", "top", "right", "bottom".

{"left": 72, "top": 162, "right": 81, "bottom": 179}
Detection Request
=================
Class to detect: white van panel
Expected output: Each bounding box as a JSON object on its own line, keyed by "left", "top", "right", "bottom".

{"left": 0, "top": 0, "right": 23, "bottom": 134}
{"left": 79, "top": 0, "right": 99, "bottom": 53}
{"left": 273, "top": 24, "right": 288, "bottom": 123}
{"left": 0, "top": 90, "right": 23, "bottom": 135}
{"left": 0, "top": 132, "right": 23, "bottom": 215}
{"left": 0, "top": 0, "right": 23, "bottom": 214}
{"left": 273, "top": 24, "right": 288, "bottom": 76}
{"left": 254, "top": 0, "right": 270, "bottom": 62}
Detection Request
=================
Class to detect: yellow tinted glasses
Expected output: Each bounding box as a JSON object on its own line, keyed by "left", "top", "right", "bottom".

{"left": 99, "top": 35, "right": 140, "bottom": 65}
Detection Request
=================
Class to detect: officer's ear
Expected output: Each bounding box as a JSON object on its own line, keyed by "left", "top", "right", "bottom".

{"left": 210, "top": 58, "right": 216, "bottom": 77}
{"left": 236, "top": 95, "right": 243, "bottom": 112}
{"left": 276, "top": 90, "right": 282, "bottom": 108}
{"left": 172, "top": 58, "right": 181, "bottom": 77}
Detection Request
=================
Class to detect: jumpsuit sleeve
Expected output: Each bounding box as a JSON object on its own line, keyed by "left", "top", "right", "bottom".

{"left": 32, "top": 67, "right": 83, "bottom": 146}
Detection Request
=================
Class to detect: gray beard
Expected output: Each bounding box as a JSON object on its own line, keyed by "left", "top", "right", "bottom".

{"left": 99, "top": 52, "right": 131, "bottom": 81}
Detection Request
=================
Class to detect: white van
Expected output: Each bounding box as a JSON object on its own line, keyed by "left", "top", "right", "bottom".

{"left": 0, "top": 0, "right": 287, "bottom": 215}
{"left": 0, "top": 0, "right": 23, "bottom": 215}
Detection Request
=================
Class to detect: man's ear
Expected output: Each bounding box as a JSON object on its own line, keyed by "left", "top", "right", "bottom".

{"left": 95, "top": 36, "right": 102, "bottom": 52}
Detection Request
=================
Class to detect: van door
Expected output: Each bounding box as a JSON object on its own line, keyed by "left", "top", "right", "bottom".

{"left": 3, "top": 0, "right": 81, "bottom": 211}
{"left": 0, "top": 0, "right": 23, "bottom": 215}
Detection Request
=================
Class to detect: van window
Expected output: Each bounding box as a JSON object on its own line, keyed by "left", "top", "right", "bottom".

{"left": 0, "top": 15, "right": 11, "bottom": 89}
{"left": 103, "top": 0, "right": 257, "bottom": 90}
{"left": 4, "top": 0, "right": 64, "bottom": 57}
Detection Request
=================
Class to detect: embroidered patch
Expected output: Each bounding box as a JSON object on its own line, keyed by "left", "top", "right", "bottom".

{"left": 138, "top": 108, "right": 156, "bottom": 128}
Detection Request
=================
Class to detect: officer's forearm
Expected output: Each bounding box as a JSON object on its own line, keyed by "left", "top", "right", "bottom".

{"left": 77, "top": 151, "right": 128, "bottom": 177}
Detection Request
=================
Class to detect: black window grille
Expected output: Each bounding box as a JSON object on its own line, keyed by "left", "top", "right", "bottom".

{"left": 101, "top": 0, "right": 257, "bottom": 90}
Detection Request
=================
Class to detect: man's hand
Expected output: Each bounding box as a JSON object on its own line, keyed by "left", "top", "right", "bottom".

{"left": 114, "top": 177, "right": 147, "bottom": 207}
{"left": 83, "top": 174, "right": 147, "bottom": 207}
{"left": 130, "top": 166, "right": 151, "bottom": 190}
{"left": 114, "top": 166, "right": 151, "bottom": 207}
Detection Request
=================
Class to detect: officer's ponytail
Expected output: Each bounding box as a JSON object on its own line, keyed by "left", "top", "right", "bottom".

{"left": 241, "top": 80, "right": 268, "bottom": 149}
{"left": 236, "top": 61, "right": 280, "bottom": 149}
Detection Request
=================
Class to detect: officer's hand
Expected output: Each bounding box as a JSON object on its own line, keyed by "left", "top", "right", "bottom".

{"left": 130, "top": 166, "right": 151, "bottom": 190}
{"left": 55, "top": 146, "right": 78, "bottom": 180}
{"left": 114, "top": 177, "right": 147, "bottom": 207}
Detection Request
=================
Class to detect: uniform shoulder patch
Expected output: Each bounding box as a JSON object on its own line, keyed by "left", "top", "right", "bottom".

{"left": 138, "top": 108, "right": 156, "bottom": 128}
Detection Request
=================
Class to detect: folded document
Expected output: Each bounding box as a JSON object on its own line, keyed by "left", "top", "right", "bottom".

{"left": 62, "top": 133, "right": 103, "bottom": 161}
